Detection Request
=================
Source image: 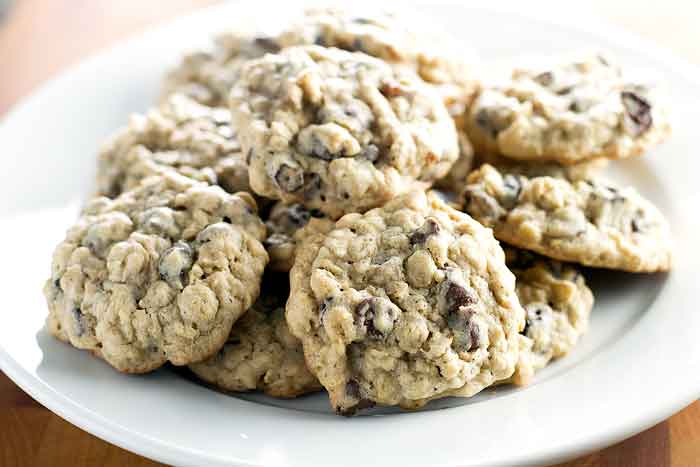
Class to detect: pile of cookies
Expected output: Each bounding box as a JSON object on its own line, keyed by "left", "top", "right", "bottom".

{"left": 43, "top": 9, "right": 672, "bottom": 415}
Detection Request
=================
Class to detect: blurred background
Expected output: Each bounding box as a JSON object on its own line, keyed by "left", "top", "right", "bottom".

{"left": 1, "top": 0, "right": 700, "bottom": 114}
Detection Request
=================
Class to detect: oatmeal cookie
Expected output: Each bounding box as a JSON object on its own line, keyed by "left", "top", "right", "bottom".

{"left": 231, "top": 45, "right": 459, "bottom": 219}
{"left": 97, "top": 94, "right": 250, "bottom": 198}
{"left": 264, "top": 202, "right": 330, "bottom": 272}
{"left": 278, "top": 8, "right": 479, "bottom": 113}
{"left": 287, "top": 191, "right": 524, "bottom": 414}
{"left": 461, "top": 164, "right": 672, "bottom": 272}
{"left": 43, "top": 173, "right": 268, "bottom": 373}
{"left": 504, "top": 248, "right": 593, "bottom": 386}
{"left": 161, "top": 33, "right": 281, "bottom": 107}
{"left": 465, "top": 52, "right": 670, "bottom": 164}
{"left": 189, "top": 273, "right": 321, "bottom": 398}
{"left": 162, "top": 9, "right": 479, "bottom": 113}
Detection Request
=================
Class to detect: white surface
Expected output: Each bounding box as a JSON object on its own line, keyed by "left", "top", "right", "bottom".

{"left": 1, "top": 1, "right": 699, "bottom": 466}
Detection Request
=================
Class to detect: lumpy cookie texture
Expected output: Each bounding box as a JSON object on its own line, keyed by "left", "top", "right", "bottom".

{"left": 162, "top": 9, "right": 479, "bottom": 113}
{"left": 97, "top": 94, "right": 250, "bottom": 198}
{"left": 466, "top": 52, "right": 670, "bottom": 164}
{"left": 264, "top": 202, "right": 330, "bottom": 272}
{"left": 278, "top": 8, "right": 479, "bottom": 114}
{"left": 504, "top": 248, "right": 593, "bottom": 386}
{"left": 462, "top": 164, "right": 672, "bottom": 272}
{"left": 43, "top": 173, "right": 268, "bottom": 373}
{"left": 161, "top": 33, "right": 282, "bottom": 107}
{"left": 189, "top": 274, "right": 321, "bottom": 397}
{"left": 231, "top": 45, "right": 459, "bottom": 219}
{"left": 287, "top": 191, "right": 524, "bottom": 414}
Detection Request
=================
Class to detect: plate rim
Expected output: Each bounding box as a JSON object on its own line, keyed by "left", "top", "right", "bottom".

{"left": 1, "top": 1, "right": 700, "bottom": 466}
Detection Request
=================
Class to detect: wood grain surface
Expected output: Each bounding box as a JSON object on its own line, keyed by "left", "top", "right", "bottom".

{"left": 1, "top": 1, "right": 698, "bottom": 466}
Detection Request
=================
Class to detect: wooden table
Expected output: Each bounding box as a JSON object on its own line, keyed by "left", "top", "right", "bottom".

{"left": 1, "top": 1, "right": 698, "bottom": 466}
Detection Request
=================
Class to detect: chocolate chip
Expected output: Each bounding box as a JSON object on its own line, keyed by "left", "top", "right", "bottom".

{"left": 159, "top": 242, "right": 194, "bottom": 289}
{"left": 446, "top": 305, "right": 480, "bottom": 352}
{"left": 523, "top": 305, "right": 553, "bottom": 338}
{"left": 502, "top": 175, "right": 522, "bottom": 208}
{"left": 463, "top": 187, "right": 503, "bottom": 222}
{"left": 621, "top": 91, "right": 652, "bottom": 135}
{"left": 474, "top": 108, "right": 509, "bottom": 138}
{"left": 274, "top": 164, "right": 304, "bottom": 193}
{"left": 356, "top": 299, "right": 380, "bottom": 339}
{"left": 444, "top": 282, "right": 477, "bottom": 314}
{"left": 53, "top": 278, "right": 61, "bottom": 289}
{"left": 355, "top": 298, "right": 397, "bottom": 339}
{"left": 339, "top": 380, "right": 375, "bottom": 416}
{"left": 409, "top": 218, "right": 441, "bottom": 245}
{"left": 308, "top": 136, "right": 342, "bottom": 160}
{"left": 253, "top": 36, "right": 281, "bottom": 52}
{"left": 72, "top": 308, "right": 85, "bottom": 337}
{"left": 303, "top": 173, "right": 322, "bottom": 200}
{"left": 534, "top": 71, "right": 553, "bottom": 87}
{"left": 287, "top": 204, "right": 312, "bottom": 228}
{"left": 360, "top": 144, "right": 380, "bottom": 162}
{"left": 352, "top": 17, "right": 372, "bottom": 24}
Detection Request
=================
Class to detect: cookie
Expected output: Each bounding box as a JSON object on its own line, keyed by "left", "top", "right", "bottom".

{"left": 465, "top": 52, "right": 670, "bottom": 164}
{"left": 43, "top": 173, "right": 268, "bottom": 373}
{"left": 231, "top": 45, "right": 459, "bottom": 219}
{"left": 97, "top": 94, "right": 250, "bottom": 198}
{"left": 189, "top": 273, "right": 321, "bottom": 398}
{"left": 161, "top": 33, "right": 282, "bottom": 107}
{"left": 278, "top": 8, "right": 479, "bottom": 114}
{"left": 504, "top": 248, "right": 593, "bottom": 386}
{"left": 162, "top": 9, "right": 479, "bottom": 114}
{"left": 461, "top": 164, "right": 672, "bottom": 272}
{"left": 264, "top": 202, "right": 330, "bottom": 272}
{"left": 286, "top": 191, "right": 524, "bottom": 414}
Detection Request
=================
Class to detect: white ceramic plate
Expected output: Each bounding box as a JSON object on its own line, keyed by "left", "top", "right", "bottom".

{"left": 1, "top": 1, "right": 699, "bottom": 466}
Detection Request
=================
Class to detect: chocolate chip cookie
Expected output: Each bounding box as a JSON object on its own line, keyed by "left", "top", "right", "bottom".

{"left": 286, "top": 191, "right": 524, "bottom": 414}
{"left": 278, "top": 8, "right": 479, "bottom": 114}
{"left": 97, "top": 94, "right": 250, "bottom": 198}
{"left": 504, "top": 248, "right": 593, "bottom": 386}
{"left": 466, "top": 52, "right": 670, "bottom": 164}
{"left": 231, "top": 45, "right": 459, "bottom": 219}
{"left": 43, "top": 173, "right": 268, "bottom": 373}
{"left": 163, "top": 9, "right": 479, "bottom": 113}
{"left": 189, "top": 273, "right": 321, "bottom": 398}
{"left": 462, "top": 164, "right": 672, "bottom": 272}
{"left": 161, "top": 33, "right": 282, "bottom": 107}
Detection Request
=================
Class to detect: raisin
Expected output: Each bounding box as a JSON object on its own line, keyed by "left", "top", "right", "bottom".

{"left": 274, "top": 164, "right": 304, "bottom": 193}
{"left": 621, "top": 91, "right": 652, "bottom": 135}
{"left": 409, "top": 218, "right": 441, "bottom": 245}
{"left": 533, "top": 71, "right": 554, "bottom": 87}
{"left": 253, "top": 36, "right": 281, "bottom": 52}
{"left": 380, "top": 81, "right": 404, "bottom": 98}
